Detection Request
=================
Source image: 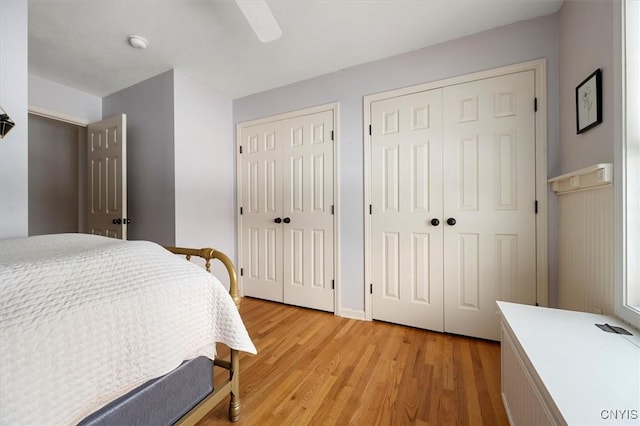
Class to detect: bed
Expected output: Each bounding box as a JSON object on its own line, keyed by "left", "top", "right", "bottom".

{"left": 0, "top": 233, "right": 257, "bottom": 425}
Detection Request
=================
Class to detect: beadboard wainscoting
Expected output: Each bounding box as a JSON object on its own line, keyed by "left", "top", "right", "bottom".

{"left": 549, "top": 164, "right": 614, "bottom": 314}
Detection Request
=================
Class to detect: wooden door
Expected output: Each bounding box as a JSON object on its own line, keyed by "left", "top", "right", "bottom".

{"left": 442, "top": 70, "right": 537, "bottom": 340}
{"left": 239, "top": 108, "right": 336, "bottom": 312}
{"left": 87, "top": 114, "right": 127, "bottom": 239}
{"left": 240, "top": 121, "right": 284, "bottom": 303}
{"left": 281, "top": 111, "right": 335, "bottom": 312}
{"left": 369, "top": 71, "right": 537, "bottom": 340}
{"left": 370, "top": 89, "right": 445, "bottom": 330}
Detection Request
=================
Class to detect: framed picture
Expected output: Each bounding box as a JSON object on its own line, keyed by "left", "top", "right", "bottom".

{"left": 576, "top": 69, "right": 602, "bottom": 134}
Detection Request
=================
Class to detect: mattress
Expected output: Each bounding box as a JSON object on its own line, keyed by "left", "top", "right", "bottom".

{"left": 0, "top": 233, "right": 256, "bottom": 425}
{"left": 79, "top": 356, "right": 214, "bottom": 426}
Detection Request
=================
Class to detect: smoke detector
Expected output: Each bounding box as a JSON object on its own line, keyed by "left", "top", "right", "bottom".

{"left": 128, "top": 35, "right": 149, "bottom": 49}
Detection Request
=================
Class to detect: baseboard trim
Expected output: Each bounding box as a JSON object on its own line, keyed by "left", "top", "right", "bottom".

{"left": 336, "top": 307, "right": 367, "bottom": 321}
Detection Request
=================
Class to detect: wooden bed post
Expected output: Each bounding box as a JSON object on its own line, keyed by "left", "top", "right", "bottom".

{"left": 229, "top": 349, "right": 241, "bottom": 422}
{"left": 210, "top": 249, "right": 241, "bottom": 309}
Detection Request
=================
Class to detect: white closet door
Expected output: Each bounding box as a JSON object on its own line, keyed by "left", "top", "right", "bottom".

{"left": 282, "top": 111, "right": 335, "bottom": 312}
{"left": 369, "top": 70, "right": 537, "bottom": 340}
{"left": 370, "top": 89, "right": 445, "bottom": 330}
{"left": 442, "top": 70, "right": 537, "bottom": 341}
{"left": 240, "top": 121, "right": 284, "bottom": 302}
{"left": 239, "top": 107, "right": 336, "bottom": 311}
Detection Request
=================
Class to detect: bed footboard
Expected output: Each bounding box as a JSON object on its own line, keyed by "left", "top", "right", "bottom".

{"left": 165, "top": 246, "right": 240, "bottom": 308}
{"left": 165, "top": 246, "right": 242, "bottom": 423}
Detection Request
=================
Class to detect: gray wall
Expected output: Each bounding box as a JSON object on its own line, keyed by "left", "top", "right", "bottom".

{"left": 0, "top": 0, "right": 28, "bottom": 239}
{"left": 102, "top": 70, "right": 176, "bottom": 245}
{"left": 28, "top": 115, "right": 82, "bottom": 235}
{"left": 173, "top": 70, "right": 235, "bottom": 288}
{"left": 234, "top": 13, "right": 561, "bottom": 314}
{"left": 559, "top": 0, "right": 615, "bottom": 173}
{"left": 554, "top": 0, "right": 618, "bottom": 312}
{"left": 29, "top": 74, "right": 102, "bottom": 123}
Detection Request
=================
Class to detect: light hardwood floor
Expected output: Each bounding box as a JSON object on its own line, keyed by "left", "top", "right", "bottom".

{"left": 199, "top": 297, "right": 509, "bottom": 426}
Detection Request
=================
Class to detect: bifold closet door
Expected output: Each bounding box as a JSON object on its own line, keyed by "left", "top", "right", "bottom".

{"left": 240, "top": 109, "right": 335, "bottom": 312}
{"left": 370, "top": 89, "right": 445, "bottom": 331}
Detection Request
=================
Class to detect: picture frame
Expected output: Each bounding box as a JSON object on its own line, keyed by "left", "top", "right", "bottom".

{"left": 576, "top": 68, "right": 602, "bottom": 134}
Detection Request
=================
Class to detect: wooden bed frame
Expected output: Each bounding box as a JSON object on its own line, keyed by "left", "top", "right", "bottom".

{"left": 165, "top": 246, "right": 242, "bottom": 424}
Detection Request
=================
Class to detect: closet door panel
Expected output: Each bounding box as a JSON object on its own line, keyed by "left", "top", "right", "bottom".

{"left": 282, "top": 110, "right": 335, "bottom": 312}
{"left": 370, "top": 89, "right": 445, "bottom": 330}
{"left": 442, "top": 70, "right": 537, "bottom": 341}
{"left": 240, "top": 122, "right": 284, "bottom": 302}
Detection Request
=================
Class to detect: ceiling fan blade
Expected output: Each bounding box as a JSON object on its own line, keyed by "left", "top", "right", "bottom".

{"left": 235, "top": 0, "right": 282, "bottom": 43}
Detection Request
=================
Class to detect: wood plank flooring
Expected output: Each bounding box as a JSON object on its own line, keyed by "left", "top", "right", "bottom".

{"left": 199, "top": 297, "right": 509, "bottom": 426}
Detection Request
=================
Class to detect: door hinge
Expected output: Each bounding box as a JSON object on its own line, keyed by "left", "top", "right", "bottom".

{"left": 331, "top": 205, "right": 335, "bottom": 215}
{"left": 240, "top": 206, "right": 243, "bottom": 215}
{"left": 239, "top": 145, "right": 243, "bottom": 154}
{"left": 534, "top": 97, "right": 538, "bottom": 112}
{"left": 369, "top": 125, "right": 372, "bottom": 136}
{"left": 369, "top": 204, "right": 372, "bottom": 215}
{"left": 331, "top": 130, "right": 334, "bottom": 141}
{"left": 535, "top": 200, "right": 538, "bottom": 214}
{"left": 332, "top": 279, "right": 335, "bottom": 289}
{"left": 240, "top": 268, "right": 244, "bottom": 276}
{"left": 370, "top": 283, "right": 373, "bottom": 294}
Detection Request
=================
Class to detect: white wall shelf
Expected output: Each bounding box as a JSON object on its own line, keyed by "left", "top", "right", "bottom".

{"left": 548, "top": 163, "right": 613, "bottom": 194}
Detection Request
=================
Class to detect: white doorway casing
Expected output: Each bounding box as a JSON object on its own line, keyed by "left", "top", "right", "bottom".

{"left": 364, "top": 59, "right": 548, "bottom": 339}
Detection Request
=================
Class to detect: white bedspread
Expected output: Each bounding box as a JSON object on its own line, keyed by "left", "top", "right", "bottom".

{"left": 0, "top": 234, "right": 256, "bottom": 425}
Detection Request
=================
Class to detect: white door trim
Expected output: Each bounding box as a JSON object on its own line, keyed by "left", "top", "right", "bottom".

{"left": 236, "top": 102, "right": 341, "bottom": 314}
{"left": 28, "top": 106, "right": 90, "bottom": 127}
{"left": 363, "top": 59, "right": 548, "bottom": 321}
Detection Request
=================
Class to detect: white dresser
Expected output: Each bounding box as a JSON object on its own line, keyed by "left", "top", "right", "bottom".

{"left": 497, "top": 302, "right": 640, "bottom": 425}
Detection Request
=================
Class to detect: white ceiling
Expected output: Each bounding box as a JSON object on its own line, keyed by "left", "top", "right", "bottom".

{"left": 28, "top": 0, "right": 563, "bottom": 99}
